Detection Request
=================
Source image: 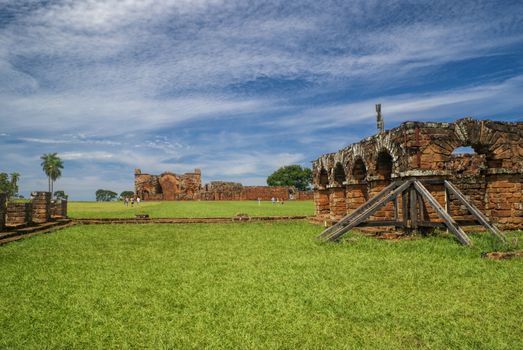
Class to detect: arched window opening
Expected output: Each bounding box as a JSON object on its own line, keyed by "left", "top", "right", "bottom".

{"left": 376, "top": 151, "right": 393, "bottom": 180}
{"left": 319, "top": 168, "right": 329, "bottom": 186}
{"left": 352, "top": 158, "right": 367, "bottom": 181}
{"left": 333, "top": 163, "right": 346, "bottom": 185}
{"left": 448, "top": 144, "right": 498, "bottom": 172}
{"left": 452, "top": 146, "right": 475, "bottom": 154}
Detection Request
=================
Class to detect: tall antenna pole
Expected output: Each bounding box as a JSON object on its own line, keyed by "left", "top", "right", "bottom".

{"left": 376, "top": 104, "right": 384, "bottom": 133}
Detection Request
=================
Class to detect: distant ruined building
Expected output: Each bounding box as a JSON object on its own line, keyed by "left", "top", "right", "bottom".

{"left": 134, "top": 169, "right": 311, "bottom": 201}
{"left": 312, "top": 116, "right": 523, "bottom": 231}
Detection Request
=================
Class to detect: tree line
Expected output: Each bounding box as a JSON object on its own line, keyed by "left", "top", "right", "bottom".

{"left": 1, "top": 152, "right": 67, "bottom": 200}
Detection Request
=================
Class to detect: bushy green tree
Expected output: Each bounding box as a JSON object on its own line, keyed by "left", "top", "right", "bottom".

{"left": 0, "top": 173, "right": 10, "bottom": 194}
{"left": 96, "top": 189, "right": 118, "bottom": 202}
{"left": 54, "top": 190, "right": 68, "bottom": 200}
{"left": 120, "top": 191, "right": 134, "bottom": 199}
{"left": 0, "top": 172, "right": 21, "bottom": 198}
{"left": 267, "top": 165, "right": 312, "bottom": 191}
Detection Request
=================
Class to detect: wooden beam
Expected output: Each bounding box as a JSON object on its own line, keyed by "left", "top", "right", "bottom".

{"left": 444, "top": 181, "right": 507, "bottom": 243}
{"left": 393, "top": 195, "right": 398, "bottom": 221}
{"left": 326, "top": 180, "right": 412, "bottom": 241}
{"left": 402, "top": 190, "right": 408, "bottom": 229}
{"left": 316, "top": 181, "right": 400, "bottom": 240}
{"left": 357, "top": 220, "right": 401, "bottom": 227}
{"left": 410, "top": 186, "right": 418, "bottom": 230}
{"left": 413, "top": 181, "right": 472, "bottom": 245}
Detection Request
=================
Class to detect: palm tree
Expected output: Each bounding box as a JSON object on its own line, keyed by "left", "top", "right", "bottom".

{"left": 9, "top": 172, "right": 20, "bottom": 198}
{"left": 41, "top": 153, "right": 64, "bottom": 194}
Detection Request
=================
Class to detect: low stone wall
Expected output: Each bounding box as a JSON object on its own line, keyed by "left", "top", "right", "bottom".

{"left": 31, "top": 192, "right": 51, "bottom": 224}
{"left": 294, "top": 191, "right": 314, "bottom": 200}
{"left": 0, "top": 192, "right": 6, "bottom": 230}
{"left": 6, "top": 202, "right": 32, "bottom": 226}
{"left": 50, "top": 199, "right": 68, "bottom": 218}
{"left": 241, "top": 186, "right": 289, "bottom": 201}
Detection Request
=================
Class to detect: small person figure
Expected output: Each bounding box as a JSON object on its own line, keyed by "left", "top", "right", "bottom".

{"left": 136, "top": 196, "right": 141, "bottom": 206}
{"left": 124, "top": 197, "right": 129, "bottom": 206}
{"left": 131, "top": 197, "right": 135, "bottom": 207}
{"left": 271, "top": 197, "right": 275, "bottom": 204}
{"left": 257, "top": 197, "right": 261, "bottom": 205}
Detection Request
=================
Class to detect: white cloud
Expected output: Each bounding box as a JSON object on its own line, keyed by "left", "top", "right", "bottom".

{"left": 1, "top": 0, "right": 522, "bottom": 199}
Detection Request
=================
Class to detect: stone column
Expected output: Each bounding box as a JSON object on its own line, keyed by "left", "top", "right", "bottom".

{"left": 485, "top": 173, "right": 523, "bottom": 230}
{"left": 368, "top": 179, "right": 394, "bottom": 220}
{"left": 314, "top": 189, "right": 330, "bottom": 219}
{"left": 346, "top": 183, "right": 367, "bottom": 214}
{"left": 50, "top": 199, "right": 68, "bottom": 218}
{"left": 6, "top": 202, "right": 32, "bottom": 226}
{"left": 329, "top": 187, "right": 346, "bottom": 222}
{"left": 0, "top": 192, "right": 6, "bottom": 231}
{"left": 31, "top": 191, "right": 51, "bottom": 224}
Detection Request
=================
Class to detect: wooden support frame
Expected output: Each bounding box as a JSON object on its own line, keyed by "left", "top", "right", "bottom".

{"left": 325, "top": 181, "right": 412, "bottom": 242}
{"left": 412, "top": 181, "right": 471, "bottom": 245}
{"left": 316, "top": 181, "right": 400, "bottom": 240}
{"left": 316, "top": 179, "right": 505, "bottom": 246}
{"left": 443, "top": 181, "right": 507, "bottom": 243}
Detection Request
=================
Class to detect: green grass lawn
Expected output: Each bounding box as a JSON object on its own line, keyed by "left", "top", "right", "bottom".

{"left": 0, "top": 222, "right": 522, "bottom": 349}
{"left": 68, "top": 200, "right": 314, "bottom": 218}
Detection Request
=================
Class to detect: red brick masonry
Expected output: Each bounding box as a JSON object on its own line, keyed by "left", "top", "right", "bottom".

{"left": 312, "top": 118, "right": 523, "bottom": 230}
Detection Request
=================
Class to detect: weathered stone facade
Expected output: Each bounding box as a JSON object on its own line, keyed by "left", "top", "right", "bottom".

{"left": 31, "top": 191, "right": 51, "bottom": 224}
{"left": 0, "top": 191, "right": 68, "bottom": 229}
{"left": 312, "top": 118, "right": 523, "bottom": 230}
{"left": 6, "top": 202, "right": 32, "bottom": 226}
{"left": 134, "top": 168, "right": 202, "bottom": 200}
{"left": 135, "top": 170, "right": 296, "bottom": 201}
{"left": 50, "top": 199, "right": 68, "bottom": 219}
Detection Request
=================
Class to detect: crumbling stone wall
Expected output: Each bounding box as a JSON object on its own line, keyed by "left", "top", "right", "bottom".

{"left": 31, "top": 191, "right": 51, "bottom": 224}
{"left": 50, "top": 199, "right": 68, "bottom": 218}
{"left": 293, "top": 191, "right": 314, "bottom": 200}
{"left": 6, "top": 202, "right": 32, "bottom": 227}
{"left": 135, "top": 168, "right": 202, "bottom": 200}
{"left": 201, "top": 182, "right": 244, "bottom": 200}
{"left": 312, "top": 118, "right": 523, "bottom": 230}
{"left": 241, "top": 186, "right": 289, "bottom": 200}
{"left": 200, "top": 182, "right": 291, "bottom": 201}
{"left": 136, "top": 170, "right": 296, "bottom": 201}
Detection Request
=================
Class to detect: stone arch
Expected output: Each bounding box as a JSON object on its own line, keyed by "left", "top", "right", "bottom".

{"left": 376, "top": 149, "right": 393, "bottom": 181}
{"left": 449, "top": 118, "right": 514, "bottom": 169}
{"left": 351, "top": 157, "right": 367, "bottom": 182}
{"left": 333, "top": 162, "right": 346, "bottom": 186}
{"left": 372, "top": 133, "right": 401, "bottom": 176}
{"left": 319, "top": 168, "right": 329, "bottom": 186}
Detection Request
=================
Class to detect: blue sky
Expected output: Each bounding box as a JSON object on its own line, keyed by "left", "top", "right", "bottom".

{"left": 1, "top": 0, "right": 522, "bottom": 200}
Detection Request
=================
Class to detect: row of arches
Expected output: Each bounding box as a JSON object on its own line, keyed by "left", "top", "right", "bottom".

{"left": 317, "top": 150, "right": 394, "bottom": 187}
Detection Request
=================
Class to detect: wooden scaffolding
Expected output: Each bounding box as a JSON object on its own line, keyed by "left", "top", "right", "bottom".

{"left": 316, "top": 179, "right": 506, "bottom": 245}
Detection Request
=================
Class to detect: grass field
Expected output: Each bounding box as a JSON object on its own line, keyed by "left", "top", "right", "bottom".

{"left": 1, "top": 222, "right": 522, "bottom": 349}
{"left": 68, "top": 200, "right": 314, "bottom": 218}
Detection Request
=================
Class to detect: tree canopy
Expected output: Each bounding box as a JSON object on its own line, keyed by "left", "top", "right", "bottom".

{"left": 96, "top": 189, "right": 118, "bottom": 202}
{"left": 120, "top": 191, "right": 134, "bottom": 199}
{"left": 54, "top": 190, "right": 68, "bottom": 200}
{"left": 266, "top": 165, "right": 312, "bottom": 191}
{"left": 0, "top": 172, "right": 21, "bottom": 198}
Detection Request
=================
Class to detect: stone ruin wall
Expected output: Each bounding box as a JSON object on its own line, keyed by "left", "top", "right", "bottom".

{"left": 312, "top": 118, "right": 523, "bottom": 230}
{"left": 136, "top": 170, "right": 307, "bottom": 201}
{"left": 134, "top": 169, "right": 202, "bottom": 201}
{"left": 0, "top": 191, "right": 67, "bottom": 230}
